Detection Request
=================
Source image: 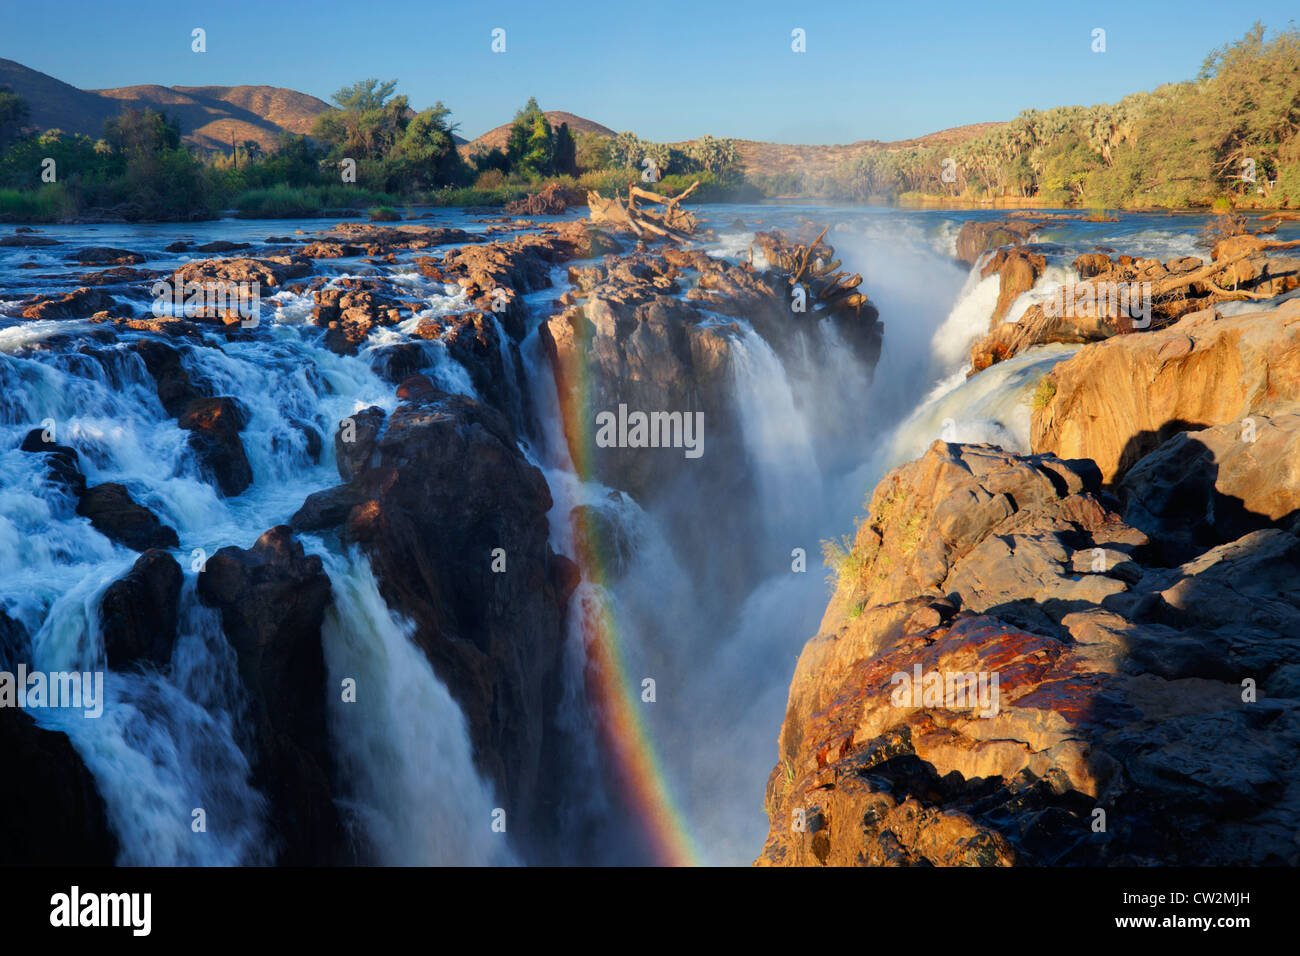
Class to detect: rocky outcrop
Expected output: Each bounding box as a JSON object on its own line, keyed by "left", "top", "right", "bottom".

{"left": 76, "top": 482, "right": 179, "bottom": 551}
{"left": 15, "top": 287, "right": 117, "bottom": 320}
{"left": 178, "top": 396, "right": 254, "bottom": 497}
{"left": 1121, "top": 405, "right": 1300, "bottom": 564}
{"left": 98, "top": 549, "right": 183, "bottom": 668}
{"left": 954, "top": 217, "right": 1048, "bottom": 266}
{"left": 0, "top": 706, "right": 118, "bottom": 865}
{"left": 196, "top": 525, "right": 346, "bottom": 865}
{"left": 417, "top": 231, "right": 573, "bottom": 339}
{"left": 67, "top": 247, "right": 146, "bottom": 266}
{"left": 173, "top": 254, "right": 311, "bottom": 292}
{"left": 969, "top": 247, "right": 1300, "bottom": 373}
{"left": 290, "top": 376, "right": 579, "bottom": 860}
{"left": 1031, "top": 298, "right": 1300, "bottom": 483}
{"left": 758, "top": 440, "right": 1300, "bottom": 866}
{"left": 17, "top": 428, "right": 178, "bottom": 550}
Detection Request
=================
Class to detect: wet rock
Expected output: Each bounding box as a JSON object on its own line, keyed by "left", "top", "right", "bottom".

{"left": 0, "top": 234, "right": 60, "bottom": 247}
{"left": 133, "top": 339, "right": 212, "bottom": 417}
{"left": 290, "top": 378, "right": 579, "bottom": 858}
{"left": 197, "top": 525, "right": 345, "bottom": 865}
{"left": 18, "top": 427, "right": 87, "bottom": 497}
{"left": 99, "top": 549, "right": 183, "bottom": 668}
{"left": 173, "top": 255, "right": 311, "bottom": 292}
{"left": 16, "top": 287, "right": 116, "bottom": 320}
{"left": 334, "top": 405, "right": 385, "bottom": 481}
{"left": 0, "top": 707, "right": 118, "bottom": 864}
{"left": 195, "top": 240, "right": 252, "bottom": 253}
{"left": 954, "top": 217, "right": 1043, "bottom": 265}
{"left": 178, "top": 397, "right": 253, "bottom": 497}
{"left": 66, "top": 247, "right": 146, "bottom": 266}
{"left": 76, "top": 483, "right": 180, "bottom": 551}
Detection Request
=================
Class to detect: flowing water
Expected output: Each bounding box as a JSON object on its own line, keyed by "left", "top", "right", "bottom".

{"left": 2, "top": 206, "right": 1292, "bottom": 865}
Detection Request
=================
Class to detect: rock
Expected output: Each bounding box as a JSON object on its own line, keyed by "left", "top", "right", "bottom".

{"left": 1032, "top": 298, "right": 1300, "bottom": 483}
{"left": 311, "top": 282, "right": 420, "bottom": 355}
{"left": 0, "top": 234, "right": 60, "bottom": 246}
{"left": 98, "top": 549, "right": 183, "bottom": 667}
{"left": 1122, "top": 404, "right": 1300, "bottom": 563}
{"left": 0, "top": 707, "right": 118, "bottom": 864}
{"left": 134, "top": 339, "right": 212, "bottom": 417}
{"left": 197, "top": 526, "right": 345, "bottom": 864}
{"left": 76, "top": 483, "right": 180, "bottom": 551}
{"left": 17, "top": 287, "right": 117, "bottom": 320}
{"left": 334, "top": 406, "right": 385, "bottom": 481}
{"left": 0, "top": 609, "right": 25, "bottom": 671}
{"left": 18, "top": 427, "right": 86, "bottom": 497}
{"left": 195, "top": 240, "right": 252, "bottom": 253}
{"left": 66, "top": 247, "right": 146, "bottom": 266}
{"left": 164, "top": 240, "right": 193, "bottom": 252}
{"left": 289, "top": 379, "right": 580, "bottom": 856}
{"left": 758, "top": 440, "right": 1300, "bottom": 867}
{"left": 983, "top": 247, "right": 1045, "bottom": 324}
{"left": 173, "top": 255, "right": 311, "bottom": 293}
{"left": 954, "top": 217, "right": 1042, "bottom": 266}
{"left": 178, "top": 397, "right": 253, "bottom": 497}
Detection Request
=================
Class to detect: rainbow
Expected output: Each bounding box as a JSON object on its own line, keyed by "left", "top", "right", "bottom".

{"left": 551, "top": 335, "right": 701, "bottom": 867}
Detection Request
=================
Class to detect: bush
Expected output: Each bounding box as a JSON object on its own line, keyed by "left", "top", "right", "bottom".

{"left": 0, "top": 183, "right": 79, "bottom": 221}
{"left": 368, "top": 206, "right": 401, "bottom": 221}
{"left": 233, "top": 184, "right": 397, "bottom": 218}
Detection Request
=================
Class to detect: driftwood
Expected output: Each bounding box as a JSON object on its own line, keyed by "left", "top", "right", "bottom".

{"left": 753, "top": 227, "right": 871, "bottom": 316}
{"left": 587, "top": 181, "right": 700, "bottom": 242}
{"left": 505, "top": 182, "right": 567, "bottom": 215}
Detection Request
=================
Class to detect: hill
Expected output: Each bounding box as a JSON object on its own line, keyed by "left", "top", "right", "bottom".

{"left": 0, "top": 58, "right": 332, "bottom": 152}
{"left": 460, "top": 110, "right": 615, "bottom": 157}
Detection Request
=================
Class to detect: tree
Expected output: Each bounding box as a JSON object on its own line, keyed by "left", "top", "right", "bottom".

{"left": 312, "top": 78, "right": 409, "bottom": 159}
{"left": 553, "top": 122, "right": 577, "bottom": 176}
{"left": 575, "top": 131, "right": 611, "bottom": 171}
{"left": 0, "top": 85, "right": 30, "bottom": 150}
{"left": 103, "top": 108, "right": 181, "bottom": 154}
{"left": 395, "top": 103, "right": 466, "bottom": 188}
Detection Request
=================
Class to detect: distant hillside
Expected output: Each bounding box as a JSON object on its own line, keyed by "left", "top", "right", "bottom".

{"left": 734, "top": 122, "right": 1007, "bottom": 185}
{"left": 0, "top": 58, "right": 332, "bottom": 152}
{"left": 460, "top": 111, "right": 615, "bottom": 157}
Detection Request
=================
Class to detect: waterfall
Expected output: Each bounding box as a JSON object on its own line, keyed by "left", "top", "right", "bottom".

{"left": 316, "top": 546, "right": 514, "bottom": 866}
{"left": 728, "top": 324, "right": 823, "bottom": 540}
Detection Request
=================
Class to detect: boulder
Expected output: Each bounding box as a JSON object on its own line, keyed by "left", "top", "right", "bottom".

{"left": 67, "top": 247, "right": 146, "bottom": 266}
{"left": 1032, "top": 298, "right": 1300, "bottom": 483}
{"left": 1121, "top": 404, "right": 1300, "bottom": 563}
{"left": 0, "top": 707, "right": 118, "bottom": 864}
{"left": 197, "top": 525, "right": 345, "bottom": 865}
{"left": 98, "top": 549, "right": 183, "bottom": 668}
{"left": 76, "top": 483, "right": 179, "bottom": 551}
{"left": 178, "top": 397, "right": 253, "bottom": 497}
{"left": 290, "top": 378, "right": 579, "bottom": 858}
{"left": 17, "top": 287, "right": 117, "bottom": 320}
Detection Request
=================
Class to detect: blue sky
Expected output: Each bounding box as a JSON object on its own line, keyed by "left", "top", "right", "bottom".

{"left": 3, "top": 0, "right": 1295, "bottom": 143}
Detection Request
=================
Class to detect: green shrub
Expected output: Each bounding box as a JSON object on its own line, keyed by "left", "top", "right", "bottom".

{"left": 0, "top": 183, "right": 79, "bottom": 221}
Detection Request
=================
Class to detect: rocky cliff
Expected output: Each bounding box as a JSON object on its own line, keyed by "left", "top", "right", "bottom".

{"left": 759, "top": 293, "right": 1300, "bottom": 867}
